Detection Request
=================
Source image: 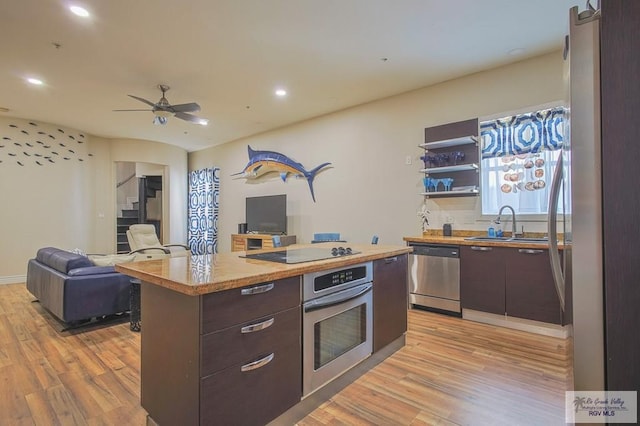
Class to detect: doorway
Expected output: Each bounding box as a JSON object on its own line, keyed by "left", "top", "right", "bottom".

{"left": 116, "top": 162, "right": 165, "bottom": 253}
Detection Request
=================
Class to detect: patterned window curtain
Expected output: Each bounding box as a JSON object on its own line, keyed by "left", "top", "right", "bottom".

{"left": 188, "top": 167, "right": 220, "bottom": 255}
{"left": 481, "top": 107, "right": 565, "bottom": 159}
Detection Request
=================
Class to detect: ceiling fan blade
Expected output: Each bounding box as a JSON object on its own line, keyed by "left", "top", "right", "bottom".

{"left": 175, "top": 111, "right": 208, "bottom": 125}
{"left": 128, "top": 95, "right": 157, "bottom": 107}
{"left": 170, "top": 102, "right": 201, "bottom": 113}
{"left": 113, "top": 109, "right": 152, "bottom": 112}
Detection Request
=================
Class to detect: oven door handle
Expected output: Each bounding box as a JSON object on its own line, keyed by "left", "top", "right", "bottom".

{"left": 303, "top": 283, "right": 372, "bottom": 312}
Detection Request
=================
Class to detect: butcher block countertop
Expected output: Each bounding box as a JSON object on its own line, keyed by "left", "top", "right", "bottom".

{"left": 115, "top": 243, "right": 412, "bottom": 296}
{"left": 403, "top": 230, "right": 566, "bottom": 250}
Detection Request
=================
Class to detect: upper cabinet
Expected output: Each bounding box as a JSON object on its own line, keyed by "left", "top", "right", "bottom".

{"left": 420, "top": 118, "right": 480, "bottom": 197}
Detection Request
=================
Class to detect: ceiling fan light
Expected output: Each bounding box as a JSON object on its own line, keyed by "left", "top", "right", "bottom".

{"left": 153, "top": 116, "right": 168, "bottom": 125}
{"left": 198, "top": 119, "right": 209, "bottom": 126}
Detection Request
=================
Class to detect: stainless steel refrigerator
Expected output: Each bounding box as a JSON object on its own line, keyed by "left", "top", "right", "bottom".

{"left": 549, "top": 0, "right": 639, "bottom": 397}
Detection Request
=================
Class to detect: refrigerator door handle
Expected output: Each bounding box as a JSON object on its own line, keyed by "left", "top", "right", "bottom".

{"left": 548, "top": 153, "right": 565, "bottom": 311}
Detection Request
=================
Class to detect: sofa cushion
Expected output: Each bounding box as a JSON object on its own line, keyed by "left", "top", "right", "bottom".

{"left": 36, "top": 247, "right": 93, "bottom": 274}
{"left": 68, "top": 266, "right": 117, "bottom": 276}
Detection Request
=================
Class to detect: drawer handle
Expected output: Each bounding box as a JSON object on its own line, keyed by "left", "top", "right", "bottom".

{"left": 241, "top": 283, "right": 274, "bottom": 296}
{"left": 241, "top": 353, "right": 274, "bottom": 372}
{"left": 518, "top": 249, "right": 544, "bottom": 255}
{"left": 241, "top": 318, "right": 275, "bottom": 334}
{"left": 384, "top": 256, "right": 398, "bottom": 263}
{"left": 471, "top": 246, "right": 492, "bottom": 251}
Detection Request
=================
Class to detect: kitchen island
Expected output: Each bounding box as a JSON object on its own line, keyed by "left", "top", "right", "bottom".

{"left": 116, "top": 243, "right": 411, "bottom": 426}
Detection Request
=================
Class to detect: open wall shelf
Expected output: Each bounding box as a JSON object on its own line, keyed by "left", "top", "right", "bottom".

{"left": 420, "top": 118, "right": 480, "bottom": 198}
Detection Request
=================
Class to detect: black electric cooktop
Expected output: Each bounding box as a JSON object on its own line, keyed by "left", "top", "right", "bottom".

{"left": 241, "top": 247, "right": 360, "bottom": 264}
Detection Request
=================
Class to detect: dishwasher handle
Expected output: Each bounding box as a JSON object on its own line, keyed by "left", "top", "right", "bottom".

{"left": 410, "top": 244, "right": 459, "bottom": 258}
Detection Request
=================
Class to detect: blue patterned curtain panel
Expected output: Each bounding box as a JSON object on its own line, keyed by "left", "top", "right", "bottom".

{"left": 188, "top": 167, "right": 220, "bottom": 255}
{"left": 481, "top": 107, "right": 565, "bottom": 159}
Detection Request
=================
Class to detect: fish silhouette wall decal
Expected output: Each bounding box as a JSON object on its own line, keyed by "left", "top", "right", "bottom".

{"left": 1, "top": 119, "right": 94, "bottom": 167}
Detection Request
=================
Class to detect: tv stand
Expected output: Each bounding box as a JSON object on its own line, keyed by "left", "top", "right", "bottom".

{"left": 231, "top": 234, "right": 297, "bottom": 252}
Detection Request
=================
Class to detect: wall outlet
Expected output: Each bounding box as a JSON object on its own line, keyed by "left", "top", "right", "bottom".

{"left": 445, "top": 215, "right": 454, "bottom": 224}
{"left": 405, "top": 155, "right": 412, "bottom": 165}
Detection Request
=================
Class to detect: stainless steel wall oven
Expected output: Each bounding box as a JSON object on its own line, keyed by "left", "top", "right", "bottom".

{"left": 302, "top": 262, "right": 373, "bottom": 397}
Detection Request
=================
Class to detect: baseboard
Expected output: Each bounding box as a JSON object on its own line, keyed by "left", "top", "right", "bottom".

{"left": 0, "top": 275, "right": 26, "bottom": 285}
{"left": 463, "top": 309, "right": 570, "bottom": 339}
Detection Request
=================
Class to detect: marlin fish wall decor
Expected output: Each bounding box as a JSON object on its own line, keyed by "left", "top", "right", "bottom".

{"left": 233, "top": 146, "right": 331, "bottom": 202}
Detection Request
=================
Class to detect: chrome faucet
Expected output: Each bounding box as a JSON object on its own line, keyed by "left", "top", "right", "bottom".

{"left": 496, "top": 205, "right": 522, "bottom": 238}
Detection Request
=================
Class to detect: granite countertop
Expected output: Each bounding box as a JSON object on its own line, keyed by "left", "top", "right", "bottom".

{"left": 403, "top": 230, "right": 566, "bottom": 249}
{"left": 115, "top": 243, "right": 412, "bottom": 296}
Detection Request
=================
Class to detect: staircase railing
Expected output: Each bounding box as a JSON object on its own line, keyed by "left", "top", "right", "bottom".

{"left": 117, "top": 172, "right": 137, "bottom": 188}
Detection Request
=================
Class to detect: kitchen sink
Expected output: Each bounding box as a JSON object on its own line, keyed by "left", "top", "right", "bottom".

{"left": 464, "top": 236, "right": 549, "bottom": 244}
{"left": 511, "top": 237, "right": 550, "bottom": 243}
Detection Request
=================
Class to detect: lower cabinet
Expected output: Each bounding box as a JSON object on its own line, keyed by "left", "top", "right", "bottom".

{"left": 505, "top": 248, "right": 563, "bottom": 324}
{"left": 460, "top": 246, "right": 563, "bottom": 324}
{"left": 200, "top": 278, "right": 301, "bottom": 425}
{"left": 141, "top": 277, "right": 301, "bottom": 426}
{"left": 460, "top": 246, "right": 507, "bottom": 315}
{"left": 373, "top": 254, "right": 408, "bottom": 352}
{"left": 200, "top": 306, "right": 301, "bottom": 425}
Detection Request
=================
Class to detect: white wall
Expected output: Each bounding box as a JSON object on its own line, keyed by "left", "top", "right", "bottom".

{"left": 0, "top": 51, "right": 563, "bottom": 280}
{"left": 0, "top": 121, "right": 188, "bottom": 282}
{"left": 189, "top": 52, "right": 565, "bottom": 252}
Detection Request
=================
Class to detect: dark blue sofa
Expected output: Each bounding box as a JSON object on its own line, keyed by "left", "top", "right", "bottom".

{"left": 26, "top": 247, "right": 132, "bottom": 323}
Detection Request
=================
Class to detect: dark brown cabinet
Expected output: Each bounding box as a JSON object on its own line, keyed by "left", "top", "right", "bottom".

{"left": 141, "top": 277, "right": 301, "bottom": 426}
{"left": 373, "top": 254, "right": 408, "bottom": 352}
{"left": 460, "top": 245, "right": 507, "bottom": 315}
{"left": 200, "top": 306, "right": 301, "bottom": 425}
{"left": 460, "top": 246, "right": 563, "bottom": 324}
{"left": 600, "top": 0, "right": 640, "bottom": 393}
{"left": 505, "top": 248, "right": 562, "bottom": 324}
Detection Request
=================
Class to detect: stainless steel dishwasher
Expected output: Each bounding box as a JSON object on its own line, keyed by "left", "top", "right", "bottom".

{"left": 408, "top": 243, "right": 460, "bottom": 314}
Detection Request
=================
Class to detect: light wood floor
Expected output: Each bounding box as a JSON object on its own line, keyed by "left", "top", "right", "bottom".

{"left": 0, "top": 283, "right": 572, "bottom": 425}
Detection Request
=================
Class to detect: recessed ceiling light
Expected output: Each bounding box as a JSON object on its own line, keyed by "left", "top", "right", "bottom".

{"left": 275, "top": 89, "right": 287, "bottom": 97}
{"left": 70, "top": 5, "right": 90, "bottom": 17}
{"left": 27, "top": 78, "right": 44, "bottom": 85}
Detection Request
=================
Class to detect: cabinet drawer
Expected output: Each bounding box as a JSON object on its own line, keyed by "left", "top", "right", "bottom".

{"left": 201, "top": 306, "right": 300, "bottom": 376}
{"left": 200, "top": 337, "right": 301, "bottom": 425}
{"left": 201, "top": 276, "right": 301, "bottom": 334}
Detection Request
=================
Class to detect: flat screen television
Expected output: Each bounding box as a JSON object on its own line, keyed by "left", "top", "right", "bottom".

{"left": 246, "top": 194, "right": 287, "bottom": 235}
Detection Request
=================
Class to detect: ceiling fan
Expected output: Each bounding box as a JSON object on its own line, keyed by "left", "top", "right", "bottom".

{"left": 114, "top": 84, "right": 209, "bottom": 126}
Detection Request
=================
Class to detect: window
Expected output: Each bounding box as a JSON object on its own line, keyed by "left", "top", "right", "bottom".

{"left": 480, "top": 106, "right": 567, "bottom": 216}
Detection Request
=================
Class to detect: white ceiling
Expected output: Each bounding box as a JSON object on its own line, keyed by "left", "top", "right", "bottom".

{"left": 1, "top": 0, "right": 579, "bottom": 152}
